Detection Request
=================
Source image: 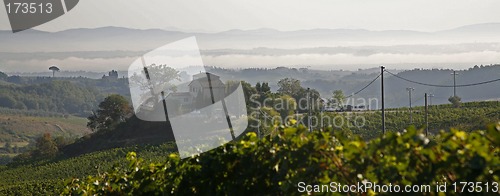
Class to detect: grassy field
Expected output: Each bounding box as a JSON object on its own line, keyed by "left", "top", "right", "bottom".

{"left": 0, "top": 112, "right": 90, "bottom": 153}
{"left": 0, "top": 142, "right": 29, "bottom": 148}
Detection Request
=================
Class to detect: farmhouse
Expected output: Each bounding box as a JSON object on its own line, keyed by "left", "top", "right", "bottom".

{"left": 165, "top": 72, "right": 226, "bottom": 113}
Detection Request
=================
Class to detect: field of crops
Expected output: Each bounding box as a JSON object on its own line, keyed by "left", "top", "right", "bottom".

{"left": 0, "top": 101, "right": 497, "bottom": 194}
{"left": 0, "top": 143, "right": 176, "bottom": 194}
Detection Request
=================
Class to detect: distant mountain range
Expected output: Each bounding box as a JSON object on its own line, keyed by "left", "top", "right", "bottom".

{"left": 2, "top": 23, "right": 500, "bottom": 52}
{"left": 1, "top": 23, "right": 500, "bottom": 72}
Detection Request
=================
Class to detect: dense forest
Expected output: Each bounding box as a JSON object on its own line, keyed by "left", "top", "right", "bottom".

{"left": 0, "top": 73, "right": 129, "bottom": 117}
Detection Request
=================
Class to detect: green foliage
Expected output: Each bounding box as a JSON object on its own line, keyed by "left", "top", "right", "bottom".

{"left": 448, "top": 96, "right": 462, "bottom": 108}
{"left": 256, "top": 82, "right": 271, "bottom": 93}
{"left": 313, "top": 101, "right": 500, "bottom": 140}
{"left": 0, "top": 71, "right": 7, "bottom": 81}
{"left": 3, "top": 141, "right": 13, "bottom": 153}
{"left": 0, "top": 80, "right": 99, "bottom": 116}
{"left": 129, "top": 64, "right": 180, "bottom": 92}
{"left": 64, "top": 123, "right": 500, "bottom": 195}
{"left": 332, "top": 90, "right": 346, "bottom": 107}
{"left": 278, "top": 78, "right": 320, "bottom": 101}
{"left": 49, "top": 66, "right": 60, "bottom": 77}
{"left": 261, "top": 82, "right": 271, "bottom": 93}
{"left": 34, "top": 133, "right": 58, "bottom": 158}
{"left": 11, "top": 133, "right": 59, "bottom": 165}
{"left": 0, "top": 143, "right": 176, "bottom": 195}
{"left": 276, "top": 78, "right": 320, "bottom": 113}
{"left": 277, "top": 78, "right": 302, "bottom": 96}
{"left": 275, "top": 94, "right": 297, "bottom": 120}
{"left": 0, "top": 155, "right": 13, "bottom": 165}
{"left": 0, "top": 112, "right": 88, "bottom": 152}
{"left": 87, "top": 94, "right": 132, "bottom": 132}
{"left": 0, "top": 180, "right": 60, "bottom": 195}
{"left": 0, "top": 107, "right": 70, "bottom": 117}
{"left": 255, "top": 82, "right": 261, "bottom": 92}
{"left": 0, "top": 95, "right": 16, "bottom": 108}
{"left": 258, "top": 106, "right": 282, "bottom": 136}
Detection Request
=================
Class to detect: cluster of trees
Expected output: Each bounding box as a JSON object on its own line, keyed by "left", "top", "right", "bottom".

{"left": 10, "top": 133, "right": 73, "bottom": 165}
{"left": 0, "top": 70, "right": 132, "bottom": 118}
{"left": 0, "top": 72, "right": 7, "bottom": 81}
{"left": 1, "top": 141, "right": 21, "bottom": 154}
{"left": 0, "top": 80, "right": 100, "bottom": 116}
{"left": 448, "top": 95, "right": 462, "bottom": 108}
{"left": 87, "top": 94, "right": 132, "bottom": 132}
{"left": 226, "top": 78, "right": 322, "bottom": 136}
{"left": 277, "top": 78, "right": 320, "bottom": 110}
{"left": 243, "top": 78, "right": 320, "bottom": 112}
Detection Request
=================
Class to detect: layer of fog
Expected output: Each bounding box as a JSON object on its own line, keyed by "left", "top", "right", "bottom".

{"left": 2, "top": 50, "right": 499, "bottom": 73}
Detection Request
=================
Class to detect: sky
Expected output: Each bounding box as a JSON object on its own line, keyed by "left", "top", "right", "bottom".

{"left": 2, "top": 0, "right": 500, "bottom": 73}
{"left": 1, "top": 0, "right": 500, "bottom": 32}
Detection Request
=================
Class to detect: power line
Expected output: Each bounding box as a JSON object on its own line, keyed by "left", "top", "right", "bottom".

{"left": 412, "top": 96, "right": 426, "bottom": 104}
{"left": 345, "top": 73, "right": 382, "bottom": 98}
{"left": 384, "top": 70, "right": 500, "bottom": 87}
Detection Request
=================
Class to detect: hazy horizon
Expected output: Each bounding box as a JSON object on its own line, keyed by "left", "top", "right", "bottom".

{"left": 2, "top": 23, "right": 500, "bottom": 73}
{"left": 2, "top": 22, "right": 499, "bottom": 34}
{"left": 2, "top": 0, "right": 500, "bottom": 72}
{"left": 3, "top": 63, "right": 496, "bottom": 76}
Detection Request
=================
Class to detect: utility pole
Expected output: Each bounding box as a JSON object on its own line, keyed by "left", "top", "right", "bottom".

{"left": 428, "top": 93, "right": 434, "bottom": 106}
{"left": 307, "top": 88, "right": 312, "bottom": 132}
{"left": 381, "top": 66, "right": 385, "bottom": 134}
{"left": 296, "top": 108, "right": 299, "bottom": 129}
{"left": 320, "top": 106, "right": 323, "bottom": 130}
{"left": 257, "top": 107, "right": 260, "bottom": 138}
{"left": 425, "top": 93, "right": 429, "bottom": 136}
{"left": 451, "top": 71, "right": 459, "bottom": 97}
{"left": 406, "top": 87, "right": 414, "bottom": 124}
